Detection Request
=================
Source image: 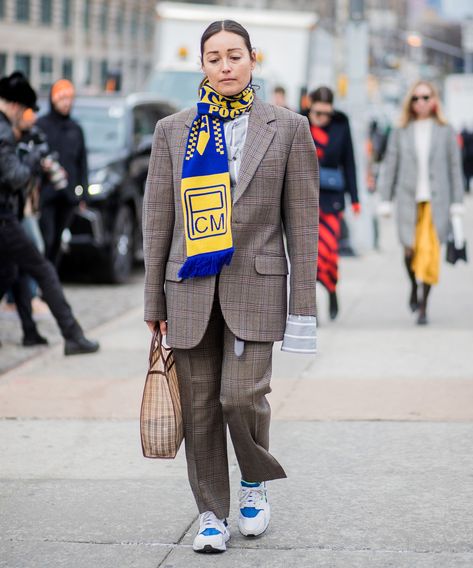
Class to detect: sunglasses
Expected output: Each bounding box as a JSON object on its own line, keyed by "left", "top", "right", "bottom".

{"left": 310, "top": 110, "right": 333, "bottom": 118}
{"left": 411, "top": 95, "right": 431, "bottom": 103}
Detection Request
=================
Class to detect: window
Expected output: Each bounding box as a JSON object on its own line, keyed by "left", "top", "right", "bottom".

{"left": 16, "top": 0, "right": 30, "bottom": 22}
{"left": 100, "top": 59, "right": 108, "bottom": 88}
{"left": 85, "top": 58, "right": 93, "bottom": 86}
{"left": 145, "top": 20, "right": 154, "bottom": 43}
{"left": 100, "top": 1, "right": 108, "bottom": 33}
{"left": 14, "top": 54, "right": 31, "bottom": 77}
{"left": 0, "top": 0, "right": 5, "bottom": 19}
{"left": 0, "top": 53, "right": 6, "bottom": 77}
{"left": 83, "top": 0, "right": 90, "bottom": 30}
{"left": 62, "top": 58, "right": 73, "bottom": 80}
{"left": 116, "top": 5, "right": 123, "bottom": 35}
{"left": 62, "top": 0, "right": 71, "bottom": 27}
{"left": 41, "top": 0, "right": 52, "bottom": 24}
{"left": 130, "top": 13, "right": 138, "bottom": 38}
{"left": 39, "top": 55, "right": 53, "bottom": 92}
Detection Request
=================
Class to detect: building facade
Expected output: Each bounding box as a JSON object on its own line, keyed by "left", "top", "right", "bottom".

{"left": 0, "top": 0, "right": 156, "bottom": 94}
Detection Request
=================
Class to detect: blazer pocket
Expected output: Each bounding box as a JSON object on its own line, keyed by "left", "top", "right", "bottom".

{"left": 165, "top": 261, "right": 183, "bottom": 282}
{"left": 254, "top": 255, "right": 289, "bottom": 275}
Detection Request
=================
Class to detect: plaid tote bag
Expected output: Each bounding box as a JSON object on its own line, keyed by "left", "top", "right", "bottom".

{"left": 140, "top": 329, "right": 183, "bottom": 458}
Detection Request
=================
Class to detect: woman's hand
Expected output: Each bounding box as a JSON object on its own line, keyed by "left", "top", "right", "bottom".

{"left": 146, "top": 320, "right": 168, "bottom": 335}
{"left": 352, "top": 203, "right": 361, "bottom": 216}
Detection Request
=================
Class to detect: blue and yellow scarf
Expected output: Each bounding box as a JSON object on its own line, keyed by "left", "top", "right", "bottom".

{"left": 178, "top": 79, "right": 254, "bottom": 280}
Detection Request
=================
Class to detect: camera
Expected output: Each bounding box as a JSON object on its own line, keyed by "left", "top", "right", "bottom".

{"left": 17, "top": 126, "right": 68, "bottom": 191}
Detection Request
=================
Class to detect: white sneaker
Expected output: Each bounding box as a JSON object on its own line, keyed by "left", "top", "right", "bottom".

{"left": 238, "top": 481, "right": 270, "bottom": 537}
{"left": 193, "top": 511, "right": 230, "bottom": 553}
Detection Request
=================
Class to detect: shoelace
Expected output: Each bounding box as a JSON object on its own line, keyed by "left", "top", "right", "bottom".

{"left": 200, "top": 511, "right": 223, "bottom": 532}
{"left": 239, "top": 485, "right": 266, "bottom": 508}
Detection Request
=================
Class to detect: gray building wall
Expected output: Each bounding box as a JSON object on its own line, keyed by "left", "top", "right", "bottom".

{"left": 0, "top": 0, "right": 156, "bottom": 94}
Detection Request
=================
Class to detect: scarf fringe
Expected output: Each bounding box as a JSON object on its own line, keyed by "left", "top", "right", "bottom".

{"left": 178, "top": 248, "right": 235, "bottom": 280}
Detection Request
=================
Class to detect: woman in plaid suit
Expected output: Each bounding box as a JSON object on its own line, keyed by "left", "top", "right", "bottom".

{"left": 143, "top": 20, "right": 319, "bottom": 553}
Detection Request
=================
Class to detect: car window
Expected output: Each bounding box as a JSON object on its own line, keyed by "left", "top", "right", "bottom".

{"left": 133, "top": 105, "right": 157, "bottom": 147}
{"left": 73, "top": 104, "right": 127, "bottom": 153}
{"left": 133, "top": 104, "right": 175, "bottom": 148}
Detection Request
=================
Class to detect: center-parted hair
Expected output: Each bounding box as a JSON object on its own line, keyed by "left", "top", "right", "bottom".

{"left": 200, "top": 20, "right": 253, "bottom": 60}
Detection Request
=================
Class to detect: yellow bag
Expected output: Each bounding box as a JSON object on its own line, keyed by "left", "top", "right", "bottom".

{"left": 140, "top": 329, "right": 183, "bottom": 459}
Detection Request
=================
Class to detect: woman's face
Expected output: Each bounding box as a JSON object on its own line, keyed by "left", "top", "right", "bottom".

{"left": 309, "top": 102, "right": 333, "bottom": 128}
{"left": 201, "top": 30, "right": 256, "bottom": 97}
{"left": 411, "top": 84, "right": 435, "bottom": 120}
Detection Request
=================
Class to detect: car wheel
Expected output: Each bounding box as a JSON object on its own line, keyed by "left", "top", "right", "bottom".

{"left": 105, "top": 205, "right": 135, "bottom": 283}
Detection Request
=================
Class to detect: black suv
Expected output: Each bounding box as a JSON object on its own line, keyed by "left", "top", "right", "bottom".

{"left": 59, "top": 94, "right": 175, "bottom": 283}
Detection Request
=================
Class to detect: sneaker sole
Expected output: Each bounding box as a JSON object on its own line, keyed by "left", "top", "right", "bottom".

{"left": 238, "top": 521, "right": 269, "bottom": 537}
{"left": 194, "top": 544, "right": 226, "bottom": 553}
{"left": 239, "top": 528, "right": 268, "bottom": 538}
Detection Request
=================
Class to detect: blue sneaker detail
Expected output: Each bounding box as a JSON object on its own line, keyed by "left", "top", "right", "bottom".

{"left": 201, "top": 528, "right": 222, "bottom": 536}
{"left": 240, "top": 507, "right": 262, "bottom": 518}
{"left": 241, "top": 480, "right": 261, "bottom": 488}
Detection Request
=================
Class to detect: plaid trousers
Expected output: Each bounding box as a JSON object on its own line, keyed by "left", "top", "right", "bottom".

{"left": 173, "top": 296, "right": 286, "bottom": 519}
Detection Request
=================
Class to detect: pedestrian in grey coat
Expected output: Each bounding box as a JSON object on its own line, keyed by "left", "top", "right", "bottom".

{"left": 378, "top": 80, "right": 464, "bottom": 325}
{"left": 143, "top": 20, "right": 319, "bottom": 553}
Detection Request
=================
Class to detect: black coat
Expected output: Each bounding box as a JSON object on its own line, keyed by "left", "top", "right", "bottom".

{"left": 37, "top": 107, "right": 88, "bottom": 205}
{"left": 310, "top": 110, "right": 359, "bottom": 214}
{"left": 0, "top": 112, "right": 34, "bottom": 216}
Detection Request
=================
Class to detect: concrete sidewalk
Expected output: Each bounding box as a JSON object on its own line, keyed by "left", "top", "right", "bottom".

{"left": 1, "top": 200, "right": 473, "bottom": 567}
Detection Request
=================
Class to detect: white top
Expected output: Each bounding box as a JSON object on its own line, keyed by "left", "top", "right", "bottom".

{"left": 224, "top": 113, "right": 249, "bottom": 196}
{"left": 414, "top": 119, "right": 433, "bottom": 202}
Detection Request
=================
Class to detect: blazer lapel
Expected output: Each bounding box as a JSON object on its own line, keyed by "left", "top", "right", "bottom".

{"left": 174, "top": 107, "right": 196, "bottom": 181}
{"left": 233, "top": 99, "right": 276, "bottom": 205}
{"left": 406, "top": 122, "right": 417, "bottom": 164}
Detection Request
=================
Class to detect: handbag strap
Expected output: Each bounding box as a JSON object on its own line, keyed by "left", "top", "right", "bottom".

{"left": 149, "top": 327, "right": 174, "bottom": 369}
{"left": 149, "top": 327, "right": 162, "bottom": 365}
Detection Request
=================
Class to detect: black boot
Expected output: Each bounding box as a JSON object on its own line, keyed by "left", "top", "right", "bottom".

{"left": 64, "top": 335, "right": 100, "bottom": 356}
{"left": 417, "top": 284, "right": 431, "bottom": 326}
{"left": 23, "top": 332, "right": 49, "bottom": 347}
{"left": 404, "top": 255, "right": 418, "bottom": 312}
{"left": 329, "top": 291, "right": 339, "bottom": 320}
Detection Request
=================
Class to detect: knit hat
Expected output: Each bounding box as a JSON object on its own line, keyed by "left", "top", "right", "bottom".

{"left": 51, "top": 79, "right": 75, "bottom": 103}
{"left": 0, "top": 71, "right": 38, "bottom": 110}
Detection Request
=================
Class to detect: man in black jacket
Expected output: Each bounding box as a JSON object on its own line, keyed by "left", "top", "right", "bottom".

{"left": 0, "top": 71, "right": 99, "bottom": 355}
{"left": 37, "top": 79, "right": 87, "bottom": 266}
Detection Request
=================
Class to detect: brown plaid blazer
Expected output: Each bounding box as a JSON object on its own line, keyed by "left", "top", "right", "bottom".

{"left": 143, "top": 99, "right": 319, "bottom": 349}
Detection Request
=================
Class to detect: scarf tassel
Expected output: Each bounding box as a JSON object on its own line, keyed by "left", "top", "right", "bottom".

{"left": 178, "top": 248, "right": 235, "bottom": 280}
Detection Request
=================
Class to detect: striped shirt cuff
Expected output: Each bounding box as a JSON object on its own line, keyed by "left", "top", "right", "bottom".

{"left": 281, "top": 315, "right": 317, "bottom": 354}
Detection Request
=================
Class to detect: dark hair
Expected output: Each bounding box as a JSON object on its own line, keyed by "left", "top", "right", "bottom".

{"left": 274, "top": 85, "right": 286, "bottom": 95}
{"left": 309, "top": 86, "right": 334, "bottom": 105}
{"left": 200, "top": 20, "right": 253, "bottom": 60}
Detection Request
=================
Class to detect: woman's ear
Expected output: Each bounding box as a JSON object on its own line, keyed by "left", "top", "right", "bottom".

{"left": 250, "top": 49, "right": 257, "bottom": 71}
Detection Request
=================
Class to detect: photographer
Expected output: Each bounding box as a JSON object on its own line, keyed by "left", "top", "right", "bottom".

{"left": 0, "top": 71, "right": 99, "bottom": 355}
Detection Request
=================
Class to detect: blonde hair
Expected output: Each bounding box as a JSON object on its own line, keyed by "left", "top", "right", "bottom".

{"left": 398, "top": 80, "right": 448, "bottom": 128}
